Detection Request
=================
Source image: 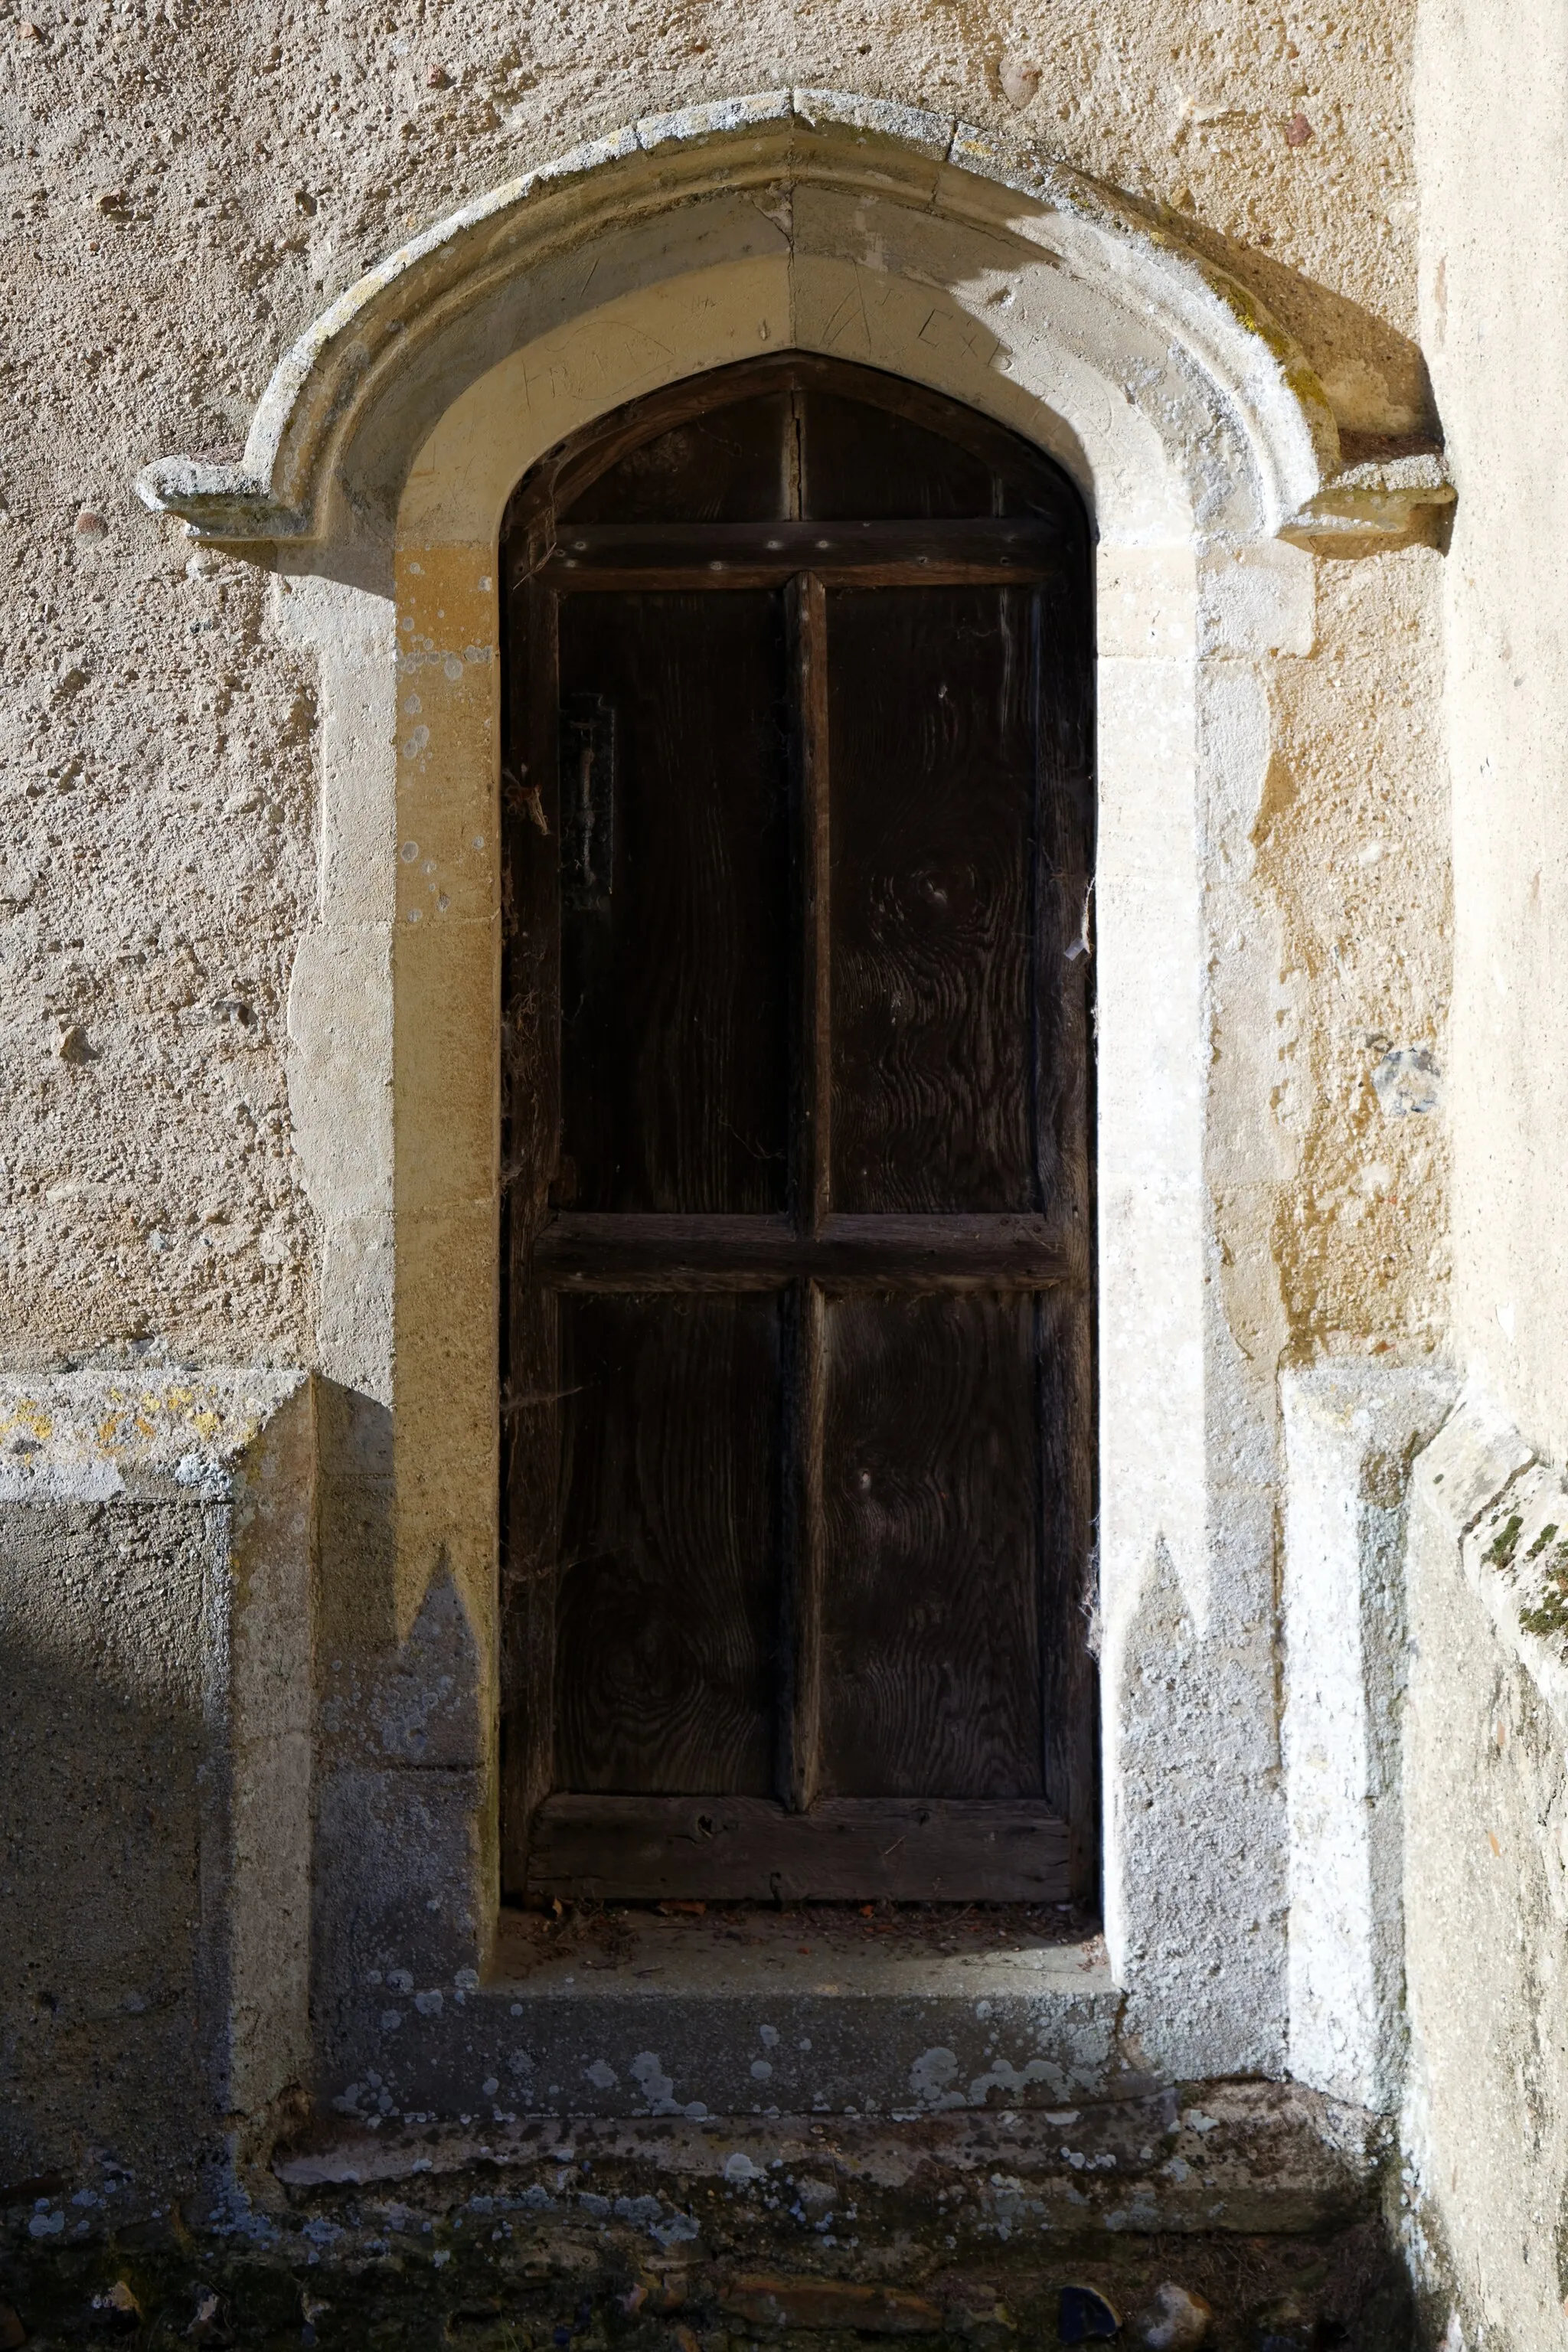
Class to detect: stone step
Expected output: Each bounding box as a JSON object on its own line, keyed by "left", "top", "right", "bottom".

{"left": 276, "top": 2081, "right": 1387, "bottom": 2241}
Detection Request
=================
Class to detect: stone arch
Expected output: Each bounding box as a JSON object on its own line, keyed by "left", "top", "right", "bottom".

{"left": 136, "top": 92, "right": 1357, "bottom": 2075}
{"left": 138, "top": 89, "right": 1340, "bottom": 555}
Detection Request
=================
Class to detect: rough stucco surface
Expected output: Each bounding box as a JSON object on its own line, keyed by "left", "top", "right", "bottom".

{"left": 1263, "top": 555, "right": 1450, "bottom": 1359}
{"left": 0, "top": 2, "right": 1509, "bottom": 2341}
{"left": 1416, "top": 0, "right": 1568, "bottom": 1462}
{"left": 0, "top": 1373, "right": 314, "bottom": 2189}
{"left": 1400, "top": 1406, "right": 1568, "bottom": 2350}
{"left": 2, "top": 5, "right": 1436, "bottom": 1375}
{"left": 1390, "top": 3, "right": 1568, "bottom": 2344}
{"left": 1, "top": 1498, "right": 214, "bottom": 2177}
{"left": 0, "top": 538, "right": 316, "bottom": 1365}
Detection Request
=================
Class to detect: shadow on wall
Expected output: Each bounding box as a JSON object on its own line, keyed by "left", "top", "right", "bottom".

{"left": 1172, "top": 214, "right": 1441, "bottom": 453}
{"left": 1109, "top": 1534, "right": 1286, "bottom": 2082}
{"left": 311, "top": 1377, "right": 489, "bottom": 2052}
{"left": 1, "top": 1497, "right": 220, "bottom": 2191}
{"left": 0, "top": 1380, "right": 492, "bottom": 2200}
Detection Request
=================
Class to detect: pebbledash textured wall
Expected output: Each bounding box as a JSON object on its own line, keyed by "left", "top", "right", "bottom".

{"left": 5, "top": 5, "right": 1442, "bottom": 1360}
{"left": 0, "top": 3, "right": 1561, "bottom": 2348}
{"left": 1397, "top": 5, "right": 1568, "bottom": 2348}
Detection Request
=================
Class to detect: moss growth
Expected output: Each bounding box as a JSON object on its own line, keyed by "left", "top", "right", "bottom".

{"left": 1519, "top": 1540, "right": 1568, "bottom": 1646}
{"left": 1484, "top": 1512, "right": 1523, "bottom": 1568}
{"left": 1519, "top": 1590, "right": 1568, "bottom": 1642}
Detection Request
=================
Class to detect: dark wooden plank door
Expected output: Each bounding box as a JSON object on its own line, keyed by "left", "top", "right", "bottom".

{"left": 501, "top": 357, "right": 1095, "bottom": 1906}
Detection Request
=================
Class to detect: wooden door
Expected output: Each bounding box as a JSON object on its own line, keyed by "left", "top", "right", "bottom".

{"left": 501, "top": 358, "right": 1095, "bottom": 1906}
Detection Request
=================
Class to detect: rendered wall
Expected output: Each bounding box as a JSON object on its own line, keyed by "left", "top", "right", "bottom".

{"left": 2, "top": 0, "right": 1436, "bottom": 1373}
{"left": 1416, "top": 0, "right": 1568, "bottom": 1456}
{"left": 0, "top": 1375, "right": 314, "bottom": 2193}
{"left": 1400, "top": 1406, "right": 1568, "bottom": 2350}
{"left": 0, "top": 0, "right": 1469, "bottom": 2319}
{"left": 1400, "top": 4, "right": 1568, "bottom": 2343}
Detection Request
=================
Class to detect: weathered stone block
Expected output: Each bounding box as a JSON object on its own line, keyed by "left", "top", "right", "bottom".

{"left": 0, "top": 1373, "right": 313, "bottom": 2189}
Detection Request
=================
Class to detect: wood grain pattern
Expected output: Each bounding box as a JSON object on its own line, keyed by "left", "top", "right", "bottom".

{"left": 500, "top": 355, "right": 1097, "bottom": 1903}
{"left": 557, "top": 590, "right": 791, "bottom": 1212}
{"left": 543, "top": 518, "right": 1068, "bottom": 587}
{"left": 828, "top": 585, "right": 1038, "bottom": 1214}
{"left": 1037, "top": 1278, "right": 1097, "bottom": 1887}
{"left": 526, "top": 1794, "right": 1071, "bottom": 1903}
{"left": 786, "top": 566, "right": 831, "bottom": 1812}
{"left": 793, "top": 570, "right": 831, "bottom": 1233}
{"left": 801, "top": 388, "right": 997, "bottom": 520}
{"left": 561, "top": 391, "right": 792, "bottom": 525}
{"left": 507, "top": 355, "right": 1078, "bottom": 553}
{"left": 554, "top": 1293, "right": 782, "bottom": 1795}
{"left": 818, "top": 1292, "right": 1044, "bottom": 1798}
{"left": 782, "top": 1278, "right": 826, "bottom": 1811}
{"left": 531, "top": 1212, "right": 1070, "bottom": 1288}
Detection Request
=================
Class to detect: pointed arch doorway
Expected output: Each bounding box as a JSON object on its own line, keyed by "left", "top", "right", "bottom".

{"left": 501, "top": 354, "right": 1095, "bottom": 1907}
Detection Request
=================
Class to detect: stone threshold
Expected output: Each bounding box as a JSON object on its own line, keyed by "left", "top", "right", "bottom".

{"left": 276, "top": 2082, "right": 1386, "bottom": 2238}
{"left": 489, "top": 1904, "right": 1109, "bottom": 1997}
{"left": 329, "top": 1916, "right": 1125, "bottom": 2127}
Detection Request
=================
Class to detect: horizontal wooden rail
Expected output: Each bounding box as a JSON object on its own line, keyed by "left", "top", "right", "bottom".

{"left": 533, "top": 518, "right": 1069, "bottom": 590}
{"left": 528, "top": 1212, "right": 1073, "bottom": 1290}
